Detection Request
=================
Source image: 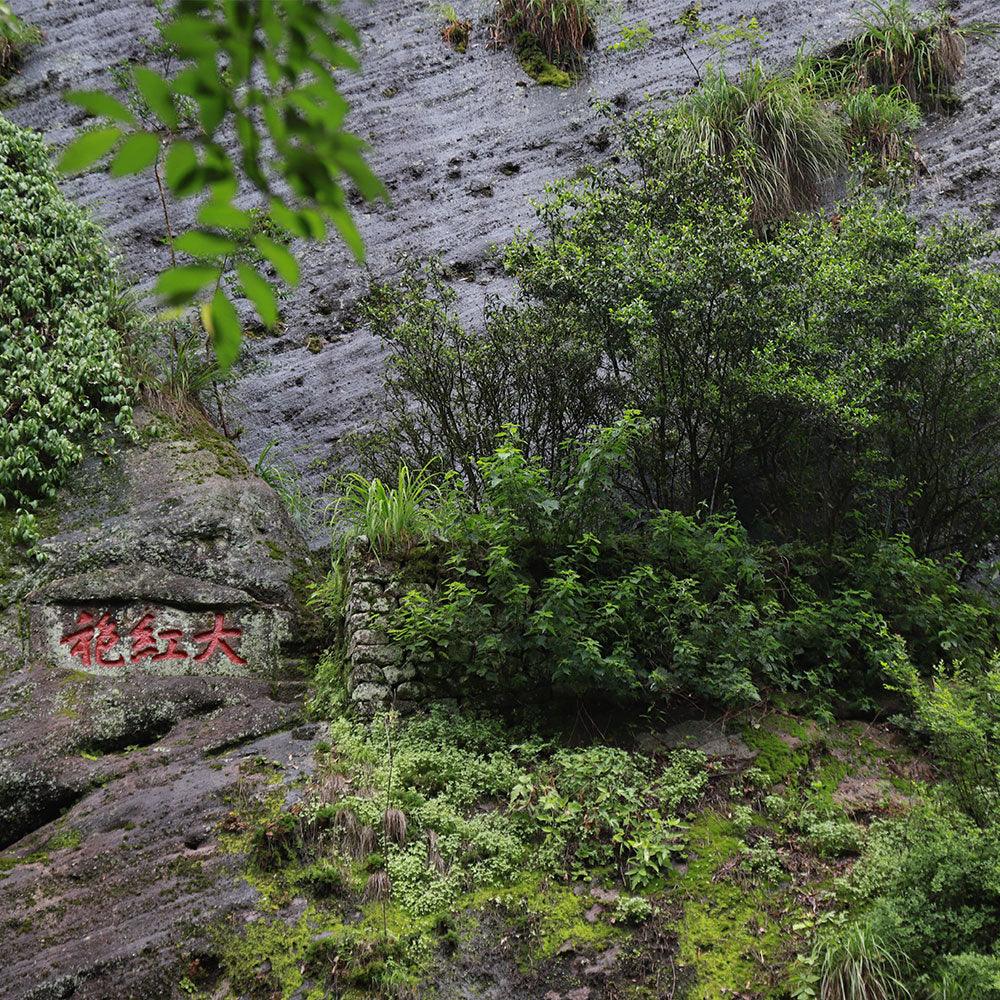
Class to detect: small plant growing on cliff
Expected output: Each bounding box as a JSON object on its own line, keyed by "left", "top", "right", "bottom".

{"left": 665, "top": 61, "right": 845, "bottom": 224}
{"left": 333, "top": 465, "right": 440, "bottom": 557}
{"left": 494, "top": 0, "right": 598, "bottom": 63}
{"left": 837, "top": 0, "right": 996, "bottom": 109}
{"left": 493, "top": 0, "right": 599, "bottom": 84}
{"left": 0, "top": 2, "right": 40, "bottom": 82}
{"left": 841, "top": 85, "right": 921, "bottom": 188}
{"left": 432, "top": 4, "right": 471, "bottom": 53}
{"left": 607, "top": 21, "right": 652, "bottom": 54}
{"left": 254, "top": 441, "right": 313, "bottom": 528}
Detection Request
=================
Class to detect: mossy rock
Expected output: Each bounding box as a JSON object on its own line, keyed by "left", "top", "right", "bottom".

{"left": 515, "top": 32, "right": 574, "bottom": 88}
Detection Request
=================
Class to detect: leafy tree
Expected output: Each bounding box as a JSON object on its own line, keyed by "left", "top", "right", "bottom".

{"left": 362, "top": 112, "right": 1000, "bottom": 561}
{"left": 59, "top": 0, "right": 384, "bottom": 370}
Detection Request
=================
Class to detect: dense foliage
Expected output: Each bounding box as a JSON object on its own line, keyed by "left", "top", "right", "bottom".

{"left": 363, "top": 119, "right": 1000, "bottom": 562}
{"left": 321, "top": 419, "right": 999, "bottom": 709}
{"left": 0, "top": 115, "right": 134, "bottom": 543}
{"left": 806, "top": 661, "right": 1000, "bottom": 998}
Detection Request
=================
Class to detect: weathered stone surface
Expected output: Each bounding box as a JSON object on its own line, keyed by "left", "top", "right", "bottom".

{"left": 0, "top": 418, "right": 320, "bottom": 995}
{"left": 6, "top": 415, "right": 315, "bottom": 683}
{"left": 29, "top": 600, "right": 290, "bottom": 678}
{"left": 350, "top": 682, "right": 391, "bottom": 704}
{"left": 833, "top": 775, "right": 913, "bottom": 816}
{"left": 382, "top": 662, "right": 418, "bottom": 686}
{"left": 638, "top": 719, "right": 755, "bottom": 762}
{"left": 0, "top": 660, "right": 314, "bottom": 999}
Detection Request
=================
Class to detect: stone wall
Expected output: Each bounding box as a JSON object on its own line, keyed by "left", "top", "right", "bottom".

{"left": 344, "top": 544, "right": 433, "bottom": 716}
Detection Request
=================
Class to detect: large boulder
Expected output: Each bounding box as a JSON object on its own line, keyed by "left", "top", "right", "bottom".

{"left": 0, "top": 417, "right": 326, "bottom": 998}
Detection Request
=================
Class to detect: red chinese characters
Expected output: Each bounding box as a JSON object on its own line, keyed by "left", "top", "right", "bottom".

{"left": 193, "top": 613, "right": 247, "bottom": 666}
{"left": 58, "top": 610, "right": 245, "bottom": 668}
{"left": 59, "top": 612, "right": 124, "bottom": 668}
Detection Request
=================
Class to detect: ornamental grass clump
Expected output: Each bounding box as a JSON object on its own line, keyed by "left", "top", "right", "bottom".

{"left": 836, "top": 0, "right": 997, "bottom": 108}
{"left": 664, "top": 61, "right": 844, "bottom": 223}
{"left": 493, "top": 0, "right": 598, "bottom": 66}
{"left": 0, "top": 115, "right": 135, "bottom": 544}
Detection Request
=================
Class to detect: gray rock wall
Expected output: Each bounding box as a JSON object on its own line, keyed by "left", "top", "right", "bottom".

{"left": 344, "top": 544, "right": 434, "bottom": 715}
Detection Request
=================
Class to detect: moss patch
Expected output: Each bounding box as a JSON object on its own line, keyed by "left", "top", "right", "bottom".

{"left": 672, "top": 812, "right": 795, "bottom": 999}
{"left": 744, "top": 714, "right": 813, "bottom": 787}
{"left": 515, "top": 32, "right": 573, "bottom": 88}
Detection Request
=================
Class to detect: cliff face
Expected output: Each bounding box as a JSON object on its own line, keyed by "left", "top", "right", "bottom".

{"left": 6, "top": 0, "right": 998, "bottom": 505}
{"left": 1, "top": 3, "right": 999, "bottom": 996}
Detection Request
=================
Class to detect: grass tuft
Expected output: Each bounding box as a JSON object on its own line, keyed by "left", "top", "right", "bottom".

{"left": 665, "top": 62, "right": 845, "bottom": 224}
{"left": 333, "top": 464, "right": 438, "bottom": 557}
{"left": 835, "top": 0, "right": 997, "bottom": 109}
{"left": 493, "top": 0, "right": 599, "bottom": 67}
{"left": 810, "top": 917, "right": 911, "bottom": 1000}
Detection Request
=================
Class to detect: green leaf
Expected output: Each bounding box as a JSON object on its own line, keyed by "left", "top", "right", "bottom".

{"left": 269, "top": 200, "right": 311, "bottom": 239}
{"left": 237, "top": 263, "right": 279, "bottom": 328}
{"left": 198, "top": 202, "right": 254, "bottom": 230}
{"left": 208, "top": 289, "right": 241, "bottom": 371}
{"left": 65, "top": 90, "right": 136, "bottom": 125}
{"left": 155, "top": 264, "right": 220, "bottom": 306}
{"left": 254, "top": 235, "right": 300, "bottom": 285}
{"left": 173, "top": 230, "right": 237, "bottom": 259}
{"left": 109, "top": 132, "right": 160, "bottom": 176}
{"left": 133, "top": 66, "right": 179, "bottom": 131}
{"left": 58, "top": 128, "right": 122, "bottom": 174}
{"left": 160, "top": 15, "right": 218, "bottom": 57}
{"left": 164, "top": 140, "right": 201, "bottom": 196}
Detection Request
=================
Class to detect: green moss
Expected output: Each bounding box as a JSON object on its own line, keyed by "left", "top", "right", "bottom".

{"left": 672, "top": 813, "right": 793, "bottom": 999}
{"left": 514, "top": 32, "right": 573, "bottom": 88}
{"left": 155, "top": 410, "right": 247, "bottom": 481}
{"left": 215, "top": 906, "right": 329, "bottom": 998}
{"left": 45, "top": 826, "right": 82, "bottom": 851}
{"left": 457, "top": 872, "right": 619, "bottom": 965}
{"left": 744, "top": 715, "right": 812, "bottom": 787}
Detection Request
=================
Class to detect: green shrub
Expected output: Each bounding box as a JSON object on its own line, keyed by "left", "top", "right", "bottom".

{"left": 887, "top": 657, "right": 1000, "bottom": 826}
{"left": 373, "top": 420, "right": 1000, "bottom": 707}
{"left": 0, "top": 115, "right": 135, "bottom": 543}
{"left": 836, "top": 806, "right": 1000, "bottom": 996}
{"left": 304, "top": 709, "right": 707, "bottom": 915}
{"left": 802, "top": 658, "right": 1000, "bottom": 998}
{"left": 799, "top": 812, "right": 864, "bottom": 860}
{"left": 841, "top": 85, "right": 921, "bottom": 186}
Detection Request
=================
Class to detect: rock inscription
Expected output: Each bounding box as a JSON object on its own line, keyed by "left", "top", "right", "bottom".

{"left": 59, "top": 610, "right": 246, "bottom": 669}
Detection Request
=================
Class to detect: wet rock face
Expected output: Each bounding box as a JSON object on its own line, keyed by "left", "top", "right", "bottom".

{"left": 8, "top": 0, "right": 998, "bottom": 506}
